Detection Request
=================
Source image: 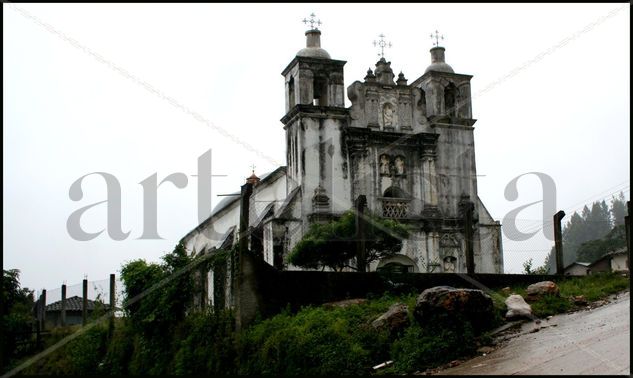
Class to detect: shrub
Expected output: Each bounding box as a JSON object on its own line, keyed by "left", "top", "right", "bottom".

{"left": 24, "top": 323, "right": 109, "bottom": 375}
{"left": 172, "top": 310, "right": 237, "bottom": 375}
{"left": 237, "top": 300, "right": 394, "bottom": 375}
{"left": 390, "top": 322, "right": 476, "bottom": 374}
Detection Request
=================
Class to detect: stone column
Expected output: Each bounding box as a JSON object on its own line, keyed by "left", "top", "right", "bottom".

{"left": 428, "top": 157, "right": 438, "bottom": 206}
{"left": 422, "top": 156, "right": 432, "bottom": 206}
{"left": 421, "top": 150, "right": 439, "bottom": 215}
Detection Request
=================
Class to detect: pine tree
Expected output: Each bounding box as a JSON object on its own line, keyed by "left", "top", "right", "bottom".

{"left": 585, "top": 201, "right": 611, "bottom": 241}
{"left": 610, "top": 192, "right": 627, "bottom": 226}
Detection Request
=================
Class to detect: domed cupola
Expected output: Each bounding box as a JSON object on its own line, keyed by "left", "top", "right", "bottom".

{"left": 296, "top": 13, "right": 331, "bottom": 59}
{"left": 424, "top": 46, "right": 454, "bottom": 74}
{"left": 296, "top": 29, "right": 331, "bottom": 59}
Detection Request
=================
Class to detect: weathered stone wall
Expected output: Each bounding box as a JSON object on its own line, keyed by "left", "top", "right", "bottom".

{"left": 233, "top": 252, "right": 563, "bottom": 328}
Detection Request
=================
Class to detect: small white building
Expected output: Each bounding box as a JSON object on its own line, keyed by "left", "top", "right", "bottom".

{"left": 564, "top": 262, "right": 591, "bottom": 276}
{"left": 608, "top": 248, "right": 629, "bottom": 273}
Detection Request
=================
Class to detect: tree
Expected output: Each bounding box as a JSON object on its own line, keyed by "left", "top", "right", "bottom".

{"left": 2, "top": 269, "right": 36, "bottom": 371}
{"left": 610, "top": 192, "right": 627, "bottom": 226}
{"left": 522, "top": 258, "right": 550, "bottom": 275}
{"left": 585, "top": 201, "right": 612, "bottom": 241}
{"left": 287, "top": 210, "right": 410, "bottom": 272}
{"left": 576, "top": 224, "right": 627, "bottom": 263}
{"left": 120, "top": 242, "right": 195, "bottom": 336}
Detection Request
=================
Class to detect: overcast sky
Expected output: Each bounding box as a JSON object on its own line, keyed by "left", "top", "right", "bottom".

{"left": 4, "top": 3, "right": 630, "bottom": 293}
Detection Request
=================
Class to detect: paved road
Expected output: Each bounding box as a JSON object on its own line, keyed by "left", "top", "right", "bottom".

{"left": 436, "top": 291, "right": 630, "bottom": 375}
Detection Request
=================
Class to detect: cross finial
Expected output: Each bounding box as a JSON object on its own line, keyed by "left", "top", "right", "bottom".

{"left": 373, "top": 33, "right": 392, "bottom": 59}
{"left": 302, "top": 12, "right": 321, "bottom": 30}
{"left": 250, "top": 164, "right": 256, "bottom": 174}
{"left": 430, "top": 30, "right": 444, "bottom": 47}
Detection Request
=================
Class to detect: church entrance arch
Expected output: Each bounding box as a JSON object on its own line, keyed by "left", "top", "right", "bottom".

{"left": 376, "top": 254, "right": 418, "bottom": 273}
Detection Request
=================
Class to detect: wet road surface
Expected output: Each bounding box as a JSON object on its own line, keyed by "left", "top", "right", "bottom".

{"left": 436, "top": 291, "right": 630, "bottom": 375}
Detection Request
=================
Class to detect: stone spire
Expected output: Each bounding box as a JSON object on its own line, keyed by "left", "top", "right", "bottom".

{"left": 374, "top": 57, "right": 395, "bottom": 85}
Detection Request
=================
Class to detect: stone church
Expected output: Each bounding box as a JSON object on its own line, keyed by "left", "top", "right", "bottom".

{"left": 182, "top": 24, "right": 503, "bottom": 308}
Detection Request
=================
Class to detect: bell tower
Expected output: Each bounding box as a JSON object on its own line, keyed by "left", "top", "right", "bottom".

{"left": 280, "top": 14, "right": 350, "bottom": 224}
{"left": 281, "top": 15, "right": 346, "bottom": 111}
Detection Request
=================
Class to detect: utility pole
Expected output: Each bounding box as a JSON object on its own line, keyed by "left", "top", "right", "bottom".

{"left": 554, "top": 210, "right": 566, "bottom": 275}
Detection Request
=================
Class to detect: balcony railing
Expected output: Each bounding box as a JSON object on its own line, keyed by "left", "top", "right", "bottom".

{"left": 380, "top": 197, "right": 410, "bottom": 219}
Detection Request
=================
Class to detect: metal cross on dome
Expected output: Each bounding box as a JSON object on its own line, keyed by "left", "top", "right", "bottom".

{"left": 302, "top": 13, "right": 321, "bottom": 30}
{"left": 373, "top": 33, "right": 392, "bottom": 58}
{"left": 250, "top": 164, "right": 256, "bottom": 173}
{"left": 430, "top": 30, "right": 444, "bottom": 47}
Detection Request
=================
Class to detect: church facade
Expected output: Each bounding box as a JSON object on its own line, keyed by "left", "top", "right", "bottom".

{"left": 182, "top": 26, "right": 503, "bottom": 308}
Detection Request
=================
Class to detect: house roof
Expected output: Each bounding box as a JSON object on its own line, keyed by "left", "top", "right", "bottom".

{"left": 564, "top": 261, "right": 591, "bottom": 269}
{"left": 589, "top": 247, "right": 628, "bottom": 267}
{"left": 604, "top": 247, "right": 627, "bottom": 257}
{"left": 45, "top": 296, "right": 110, "bottom": 312}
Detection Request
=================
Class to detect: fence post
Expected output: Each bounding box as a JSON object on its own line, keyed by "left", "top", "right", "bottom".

{"left": 625, "top": 201, "right": 630, "bottom": 274}
{"left": 109, "top": 274, "right": 115, "bottom": 336}
{"left": 35, "top": 292, "right": 42, "bottom": 348}
{"left": 61, "top": 284, "right": 67, "bottom": 327}
{"left": 40, "top": 289, "right": 46, "bottom": 332}
{"left": 554, "top": 210, "right": 566, "bottom": 275}
{"left": 355, "top": 195, "right": 367, "bottom": 273}
{"left": 82, "top": 278, "right": 88, "bottom": 326}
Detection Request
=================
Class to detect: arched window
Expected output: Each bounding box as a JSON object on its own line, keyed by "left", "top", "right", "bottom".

{"left": 417, "top": 88, "right": 426, "bottom": 115}
{"left": 383, "top": 186, "right": 406, "bottom": 198}
{"left": 313, "top": 77, "right": 328, "bottom": 106}
{"left": 444, "top": 83, "right": 457, "bottom": 117}
{"left": 288, "top": 77, "right": 295, "bottom": 108}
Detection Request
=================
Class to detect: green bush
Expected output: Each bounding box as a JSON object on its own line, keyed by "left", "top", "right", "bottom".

{"left": 237, "top": 299, "right": 396, "bottom": 375}
{"left": 172, "top": 310, "right": 237, "bottom": 375}
{"left": 24, "top": 323, "right": 109, "bottom": 375}
{"left": 390, "top": 322, "right": 476, "bottom": 374}
{"left": 99, "top": 319, "right": 134, "bottom": 375}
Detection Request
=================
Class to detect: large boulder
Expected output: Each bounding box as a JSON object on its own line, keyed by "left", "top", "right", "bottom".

{"left": 371, "top": 303, "right": 409, "bottom": 333}
{"left": 414, "top": 286, "right": 494, "bottom": 333}
{"left": 526, "top": 281, "right": 559, "bottom": 301}
{"left": 505, "top": 294, "right": 532, "bottom": 319}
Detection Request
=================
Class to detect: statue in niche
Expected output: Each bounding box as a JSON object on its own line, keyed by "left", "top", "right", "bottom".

{"left": 395, "top": 156, "right": 405, "bottom": 175}
{"left": 382, "top": 103, "right": 394, "bottom": 127}
{"left": 379, "top": 154, "right": 391, "bottom": 175}
{"left": 443, "top": 256, "right": 457, "bottom": 273}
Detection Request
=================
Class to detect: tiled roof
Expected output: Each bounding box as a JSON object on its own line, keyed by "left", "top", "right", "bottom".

{"left": 45, "top": 296, "right": 110, "bottom": 312}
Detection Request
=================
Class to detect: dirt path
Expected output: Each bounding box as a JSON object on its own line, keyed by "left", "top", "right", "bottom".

{"left": 435, "top": 291, "right": 630, "bottom": 375}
